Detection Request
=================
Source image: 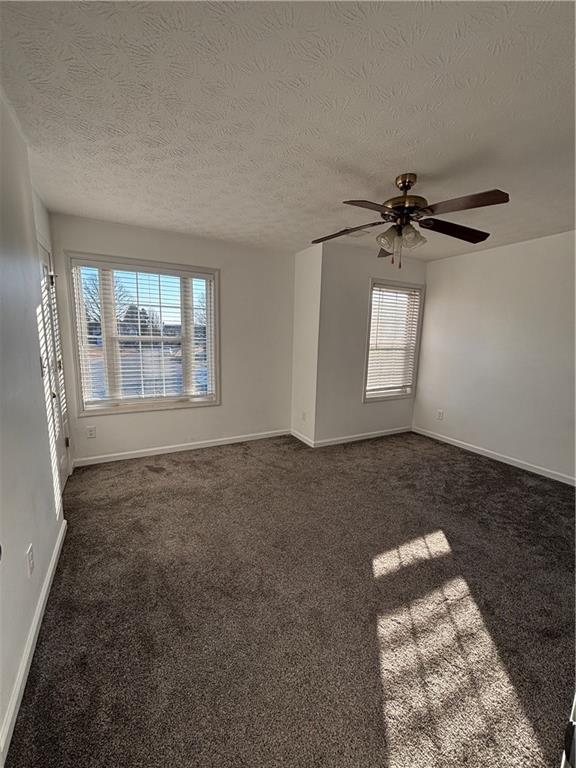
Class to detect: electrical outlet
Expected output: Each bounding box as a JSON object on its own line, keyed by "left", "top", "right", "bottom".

{"left": 86, "top": 426, "right": 96, "bottom": 439}
{"left": 26, "top": 544, "right": 34, "bottom": 577}
{"left": 301, "top": 411, "right": 307, "bottom": 423}
{"left": 436, "top": 409, "right": 445, "bottom": 421}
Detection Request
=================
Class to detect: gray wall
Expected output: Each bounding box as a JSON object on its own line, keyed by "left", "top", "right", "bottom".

{"left": 414, "top": 230, "right": 575, "bottom": 483}
{"left": 0, "top": 95, "right": 65, "bottom": 760}
{"left": 315, "top": 242, "right": 426, "bottom": 445}
{"left": 50, "top": 213, "right": 294, "bottom": 464}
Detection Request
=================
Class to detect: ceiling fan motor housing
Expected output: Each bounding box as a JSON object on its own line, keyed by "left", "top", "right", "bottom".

{"left": 382, "top": 195, "right": 429, "bottom": 217}
{"left": 384, "top": 174, "right": 429, "bottom": 220}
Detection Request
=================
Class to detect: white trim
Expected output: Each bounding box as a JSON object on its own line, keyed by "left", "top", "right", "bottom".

{"left": 0, "top": 521, "right": 67, "bottom": 763}
{"left": 72, "top": 430, "right": 290, "bottom": 467}
{"left": 290, "top": 429, "right": 315, "bottom": 447}
{"left": 362, "top": 277, "right": 426, "bottom": 404}
{"left": 77, "top": 395, "right": 219, "bottom": 418}
{"left": 74, "top": 426, "right": 415, "bottom": 464}
{"left": 315, "top": 426, "right": 412, "bottom": 447}
{"left": 66, "top": 251, "right": 221, "bottom": 416}
{"left": 364, "top": 392, "right": 415, "bottom": 403}
{"left": 67, "top": 250, "right": 217, "bottom": 281}
{"left": 291, "top": 426, "right": 411, "bottom": 449}
{"left": 412, "top": 427, "right": 575, "bottom": 486}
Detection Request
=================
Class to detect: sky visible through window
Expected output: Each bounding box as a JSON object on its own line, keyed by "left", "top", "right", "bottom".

{"left": 77, "top": 266, "right": 210, "bottom": 402}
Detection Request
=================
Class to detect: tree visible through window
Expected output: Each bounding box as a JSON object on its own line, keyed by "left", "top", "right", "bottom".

{"left": 71, "top": 257, "right": 218, "bottom": 411}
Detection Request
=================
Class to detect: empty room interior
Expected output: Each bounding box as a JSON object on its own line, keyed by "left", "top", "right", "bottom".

{"left": 1, "top": 3, "right": 575, "bottom": 767}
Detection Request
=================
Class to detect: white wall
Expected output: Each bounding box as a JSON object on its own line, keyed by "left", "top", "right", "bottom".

{"left": 50, "top": 214, "right": 294, "bottom": 463}
{"left": 0, "top": 95, "right": 66, "bottom": 761}
{"left": 290, "top": 245, "right": 322, "bottom": 444}
{"left": 413, "top": 231, "right": 575, "bottom": 483}
{"left": 32, "top": 191, "right": 51, "bottom": 252}
{"left": 314, "top": 242, "right": 426, "bottom": 445}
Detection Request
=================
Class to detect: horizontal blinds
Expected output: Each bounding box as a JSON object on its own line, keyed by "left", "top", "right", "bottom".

{"left": 366, "top": 283, "right": 423, "bottom": 397}
{"left": 72, "top": 262, "right": 216, "bottom": 408}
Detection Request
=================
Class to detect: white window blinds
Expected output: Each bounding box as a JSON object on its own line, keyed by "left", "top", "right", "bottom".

{"left": 71, "top": 256, "right": 218, "bottom": 411}
{"left": 365, "top": 281, "right": 424, "bottom": 399}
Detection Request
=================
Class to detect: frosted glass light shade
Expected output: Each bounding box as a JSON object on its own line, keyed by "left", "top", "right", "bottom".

{"left": 402, "top": 223, "right": 427, "bottom": 249}
{"left": 376, "top": 226, "right": 398, "bottom": 252}
{"left": 376, "top": 224, "right": 427, "bottom": 253}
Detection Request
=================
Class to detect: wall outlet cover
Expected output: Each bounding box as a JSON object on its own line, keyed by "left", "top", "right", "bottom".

{"left": 86, "top": 426, "right": 96, "bottom": 438}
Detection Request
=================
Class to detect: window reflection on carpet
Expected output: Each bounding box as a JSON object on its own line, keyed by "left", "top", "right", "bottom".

{"left": 373, "top": 532, "right": 545, "bottom": 768}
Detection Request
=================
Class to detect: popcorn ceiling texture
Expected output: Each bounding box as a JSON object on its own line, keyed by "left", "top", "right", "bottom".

{"left": 0, "top": 2, "right": 574, "bottom": 258}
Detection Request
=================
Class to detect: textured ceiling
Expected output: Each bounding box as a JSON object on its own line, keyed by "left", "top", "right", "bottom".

{"left": 1, "top": 1, "right": 574, "bottom": 259}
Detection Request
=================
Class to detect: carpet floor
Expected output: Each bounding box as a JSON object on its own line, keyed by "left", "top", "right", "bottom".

{"left": 6, "top": 433, "right": 574, "bottom": 768}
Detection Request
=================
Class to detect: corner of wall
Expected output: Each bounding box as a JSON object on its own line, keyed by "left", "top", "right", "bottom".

{"left": 290, "top": 244, "right": 323, "bottom": 443}
{"left": 412, "top": 232, "right": 575, "bottom": 484}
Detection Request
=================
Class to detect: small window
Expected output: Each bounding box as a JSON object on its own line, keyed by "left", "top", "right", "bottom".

{"left": 70, "top": 254, "right": 219, "bottom": 413}
{"left": 364, "top": 280, "right": 424, "bottom": 400}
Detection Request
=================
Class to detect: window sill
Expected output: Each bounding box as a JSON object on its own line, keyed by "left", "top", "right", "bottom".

{"left": 78, "top": 396, "right": 220, "bottom": 417}
{"left": 363, "top": 392, "right": 414, "bottom": 403}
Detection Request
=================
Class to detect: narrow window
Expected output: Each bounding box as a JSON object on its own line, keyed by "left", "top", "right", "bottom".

{"left": 365, "top": 281, "right": 424, "bottom": 400}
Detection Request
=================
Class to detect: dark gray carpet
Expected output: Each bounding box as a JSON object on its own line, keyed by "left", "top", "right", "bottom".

{"left": 7, "top": 433, "right": 574, "bottom": 768}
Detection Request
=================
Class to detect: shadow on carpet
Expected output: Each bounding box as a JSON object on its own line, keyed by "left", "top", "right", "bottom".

{"left": 7, "top": 433, "right": 574, "bottom": 768}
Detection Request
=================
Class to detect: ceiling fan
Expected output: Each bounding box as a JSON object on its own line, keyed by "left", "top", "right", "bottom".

{"left": 311, "top": 173, "right": 509, "bottom": 267}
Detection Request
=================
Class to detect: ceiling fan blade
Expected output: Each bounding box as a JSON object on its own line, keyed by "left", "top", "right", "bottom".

{"left": 343, "top": 199, "right": 388, "bottom": 214}
{"left": 419, "top": 218, "right": 490, "bottom": 243}
{"left": 427, "top": 189, "right": 509, "bottom": 215}
{"left": 311, "top": 220, "right": 383, "bottom": 244}
{"left": 377, "top": 248, "right": 391, "bottom": 258}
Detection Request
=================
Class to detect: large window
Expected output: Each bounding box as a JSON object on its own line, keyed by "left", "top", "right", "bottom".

{"left": 70, "top": 254, "right": 219, "bottom": 413}
{"left": 364, "top": 280, "right": 424, "bottom": 400}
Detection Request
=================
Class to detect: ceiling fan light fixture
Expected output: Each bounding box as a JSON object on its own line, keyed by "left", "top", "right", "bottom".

{"left": 393, "top": 230, "right": 403, "bottom": 266}
{"left": 376, "top": 223, "right": 427, "bottom": 257}
{"left": 376, "top": 225, "right": 398, "bottom": 252}
{"left": 402, "top": 223, "right": 427, "bottom": 250}
{"left": 313, "top": 174, "right": 509, "bottom": 262}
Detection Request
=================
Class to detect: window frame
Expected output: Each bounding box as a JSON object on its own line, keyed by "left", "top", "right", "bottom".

{"left": 66, "top": 250, "right": 221, "bottom": 417}
{"left": 362, "top": 277, "right": 425, "bottom": 403}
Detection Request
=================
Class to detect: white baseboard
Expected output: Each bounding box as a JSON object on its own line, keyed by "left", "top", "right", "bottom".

{"left": 73, "top": 429, "right": 290, "bottom": 467}
{"left": 291, "top": 426, "right": 411, "bottom": 449}
{"left": 0, "top": 520, "right": 67, "bottom": 763}
{"left": 412, "top": 427, "right": 575, "bottom": 486}
{"left": 290, "top": 429, "right": 315, "bottom": 447}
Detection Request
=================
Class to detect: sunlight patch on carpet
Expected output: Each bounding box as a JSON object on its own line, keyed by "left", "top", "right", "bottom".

{"left": 372, "top": 529, "right": 451, "bottom": 579}
{"left": 374, "top": 534, "right": 546, "bottom": 768}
